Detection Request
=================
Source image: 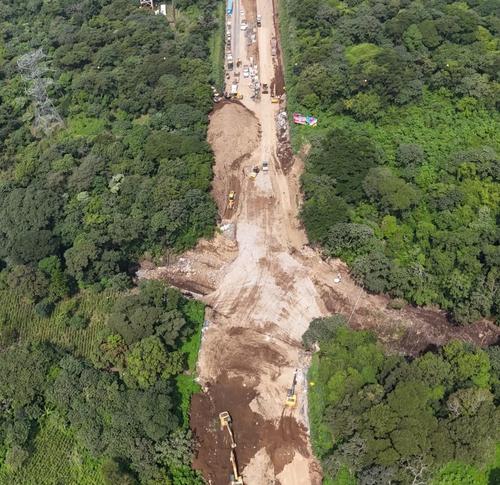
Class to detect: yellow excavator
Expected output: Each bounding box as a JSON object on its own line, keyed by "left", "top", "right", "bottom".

{"left": 227, "top": 191, "right": 236, "bottom": 210}
{"left": 285, "top": 369, "right": 298, "bottom": 408}
{"left": 219, "top": 411, "right": 236, "bottom": 448}
{"left": 219, "top": 412, "right": 244, "bottom": 484}
{"left": 229, "top": 449, "right": 244, "bottom": 485}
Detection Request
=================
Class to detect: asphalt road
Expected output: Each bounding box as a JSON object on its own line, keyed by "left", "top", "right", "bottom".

{"left": 231, "top": 0, "right": 240, "bottom": 63}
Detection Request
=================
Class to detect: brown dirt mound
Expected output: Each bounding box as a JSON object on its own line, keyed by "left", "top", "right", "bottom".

{"left": 208, "top": 102, "right": 260, "bottom": 218}
{"left": 190, "top": 373, "right": 309, "bottom": 484}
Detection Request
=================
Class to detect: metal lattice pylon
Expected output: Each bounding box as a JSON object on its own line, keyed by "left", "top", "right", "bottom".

{"left": 17, "top": 48, "right": 64, "bottom": 137}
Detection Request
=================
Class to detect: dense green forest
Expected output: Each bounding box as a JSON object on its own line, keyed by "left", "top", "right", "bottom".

{"left": 0, "top": 0, "right": 218, "bottom": 309}
{"left": 282, "top": 0, "right": 499, "bottom": 323}
{"left": 0, "top": 0, "right": 221, "bottom": 482}
{"left": 0, "top": 280, "right": 205, "bottom": 484}
{"left": 305, "top": 315, "right": 500, "bottom": 484}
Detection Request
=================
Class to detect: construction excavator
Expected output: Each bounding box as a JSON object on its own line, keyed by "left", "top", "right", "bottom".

{"left": 229, "top": 449, "right": 244, "bottom": 485}
{"left": 285, "top": 369, "right": 298, "bottom": 408}
{"left": 219, "top": 412, "right": 244, "bottom": 484}
{"left": 219, "top": 411, "right": 237, "bottom": 448}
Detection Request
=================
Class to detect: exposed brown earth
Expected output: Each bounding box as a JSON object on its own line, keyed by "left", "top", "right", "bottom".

{"left": 137, "top": 0, "right": 500, "bottom": 482}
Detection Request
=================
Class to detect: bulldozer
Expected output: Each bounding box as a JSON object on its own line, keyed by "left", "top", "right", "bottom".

{"left": 229, "top": 449, "right": 244, "bottom": 485}
{"left": 285, "top": 369, "right": 298, "bottom": 408}
{"left": 227, "top": 191, "right": 236, "bottom": 210}
{"left": 219, "top": 411, "right": 236, "bottom": 448}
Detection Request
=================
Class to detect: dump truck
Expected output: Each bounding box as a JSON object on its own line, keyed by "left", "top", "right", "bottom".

{"left": 227, "top": 54, "right": 234, "bottom": 70}
{"left": 271, "top": 37, "right": 277, "bottom": 56}
{"left": 257, "top": 14, "right": 262, "bottom": 27}
{"left": 262, "top": 160, "right": 269, "bottom": 172}
{"left": 262, "top": 83, "right": 269, "bottom": 94}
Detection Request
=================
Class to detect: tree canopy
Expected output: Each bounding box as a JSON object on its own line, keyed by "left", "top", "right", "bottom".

{"left": 306, "top": 316, "right": 500, "bottom": 484}
{"left": 0, "top": 0, "right": 219, "bottom": 308}
{"left": 284, "top": 0, "right": 500, "bottom": 323}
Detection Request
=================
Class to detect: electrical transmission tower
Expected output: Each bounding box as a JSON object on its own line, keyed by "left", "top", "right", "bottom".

{"left": 17, "top": 48, "right": 64, "bottom": 137}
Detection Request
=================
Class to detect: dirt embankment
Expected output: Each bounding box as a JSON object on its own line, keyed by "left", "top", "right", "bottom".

{"left": 208, "top": 101, "right": 260, "bottom": 218}
{"left": 138, "top": 0, "right": 500, "bottom": 482}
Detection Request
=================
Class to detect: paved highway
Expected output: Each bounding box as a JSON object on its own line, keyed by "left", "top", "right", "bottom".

{"left": 231, "top": 0, "right": 240, "bottom": 64}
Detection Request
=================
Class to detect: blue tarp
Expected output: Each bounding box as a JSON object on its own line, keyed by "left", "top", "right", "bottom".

{"left": 226, "top": 0, "right": 233, "bottom": 15}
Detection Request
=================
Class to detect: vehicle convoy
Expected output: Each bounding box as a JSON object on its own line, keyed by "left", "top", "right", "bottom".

{"left": 285, "top": 369, "right": 298, "bottom": 408}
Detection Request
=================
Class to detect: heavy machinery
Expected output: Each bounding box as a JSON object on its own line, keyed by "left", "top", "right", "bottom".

{"left": 227, "top": 191, "right": 236, "bottom": 209}
{"left": 229, "top": 449, "right": 244, "bottom": 485}
{"left": 262, "top": 83, "right": 269, "bottom": 94}
{"left": 285, "top": 369, "right": 298, "bottom": 408}
{"left": 249, "top": 166, "right": 260, "bottom": 179}
{"left": 219, "top": 411, "right": 236, "bottom": 448}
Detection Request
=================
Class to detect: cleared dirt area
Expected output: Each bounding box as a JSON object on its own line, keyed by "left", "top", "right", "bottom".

{"left": 139, "top": 0, "right": 500, "bottom": 482}
{"left": 208, "top": 101, "right": 260, "bottom": 217}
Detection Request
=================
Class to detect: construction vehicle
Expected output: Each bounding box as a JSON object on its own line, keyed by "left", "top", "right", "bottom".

{"left": 227, "top": 54, "right": 234, "bottom": 70}
{"left": 227, "top": 191, "right": 236, "bottom": 209}
{"left": 285, "top": 369, "right": 298, "bottom": 408}
{"left": 271, "top": 96, "right": 279, "bottom": 104}
{"left": 257, "top": 14, "right": 262, "bottom": 27}
{"left": 229, "top": 449, "right": 244, "bottom": 485}
{"left": 219, "top": 411, "right": 237, "bottom": 448}
{"left": 250, "top": 166, "right": 259, "bottom": 179}
{"left": 262, "top": 83, "right": 269, "bottom": 94}
{"left": 262, "top": 160, "right": 269, "bottom": 172}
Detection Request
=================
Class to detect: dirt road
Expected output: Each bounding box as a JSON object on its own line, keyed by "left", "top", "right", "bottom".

{"left": 138, "top": 0, "right": 500, "bottom": 483}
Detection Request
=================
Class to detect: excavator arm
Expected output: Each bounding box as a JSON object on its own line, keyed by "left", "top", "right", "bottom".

{"left": 285, "top": 369, "right": 298, "bottom": 408}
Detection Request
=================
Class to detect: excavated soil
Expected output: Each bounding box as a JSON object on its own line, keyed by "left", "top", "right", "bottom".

{"left": 208, "top": 101, "right": 260, "bottom": 217}
{"left": 191, "top": 372, "right": 310, "bottom": 485}
{"left": 140, "top": 0, "right": 500, "bottom": 482}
